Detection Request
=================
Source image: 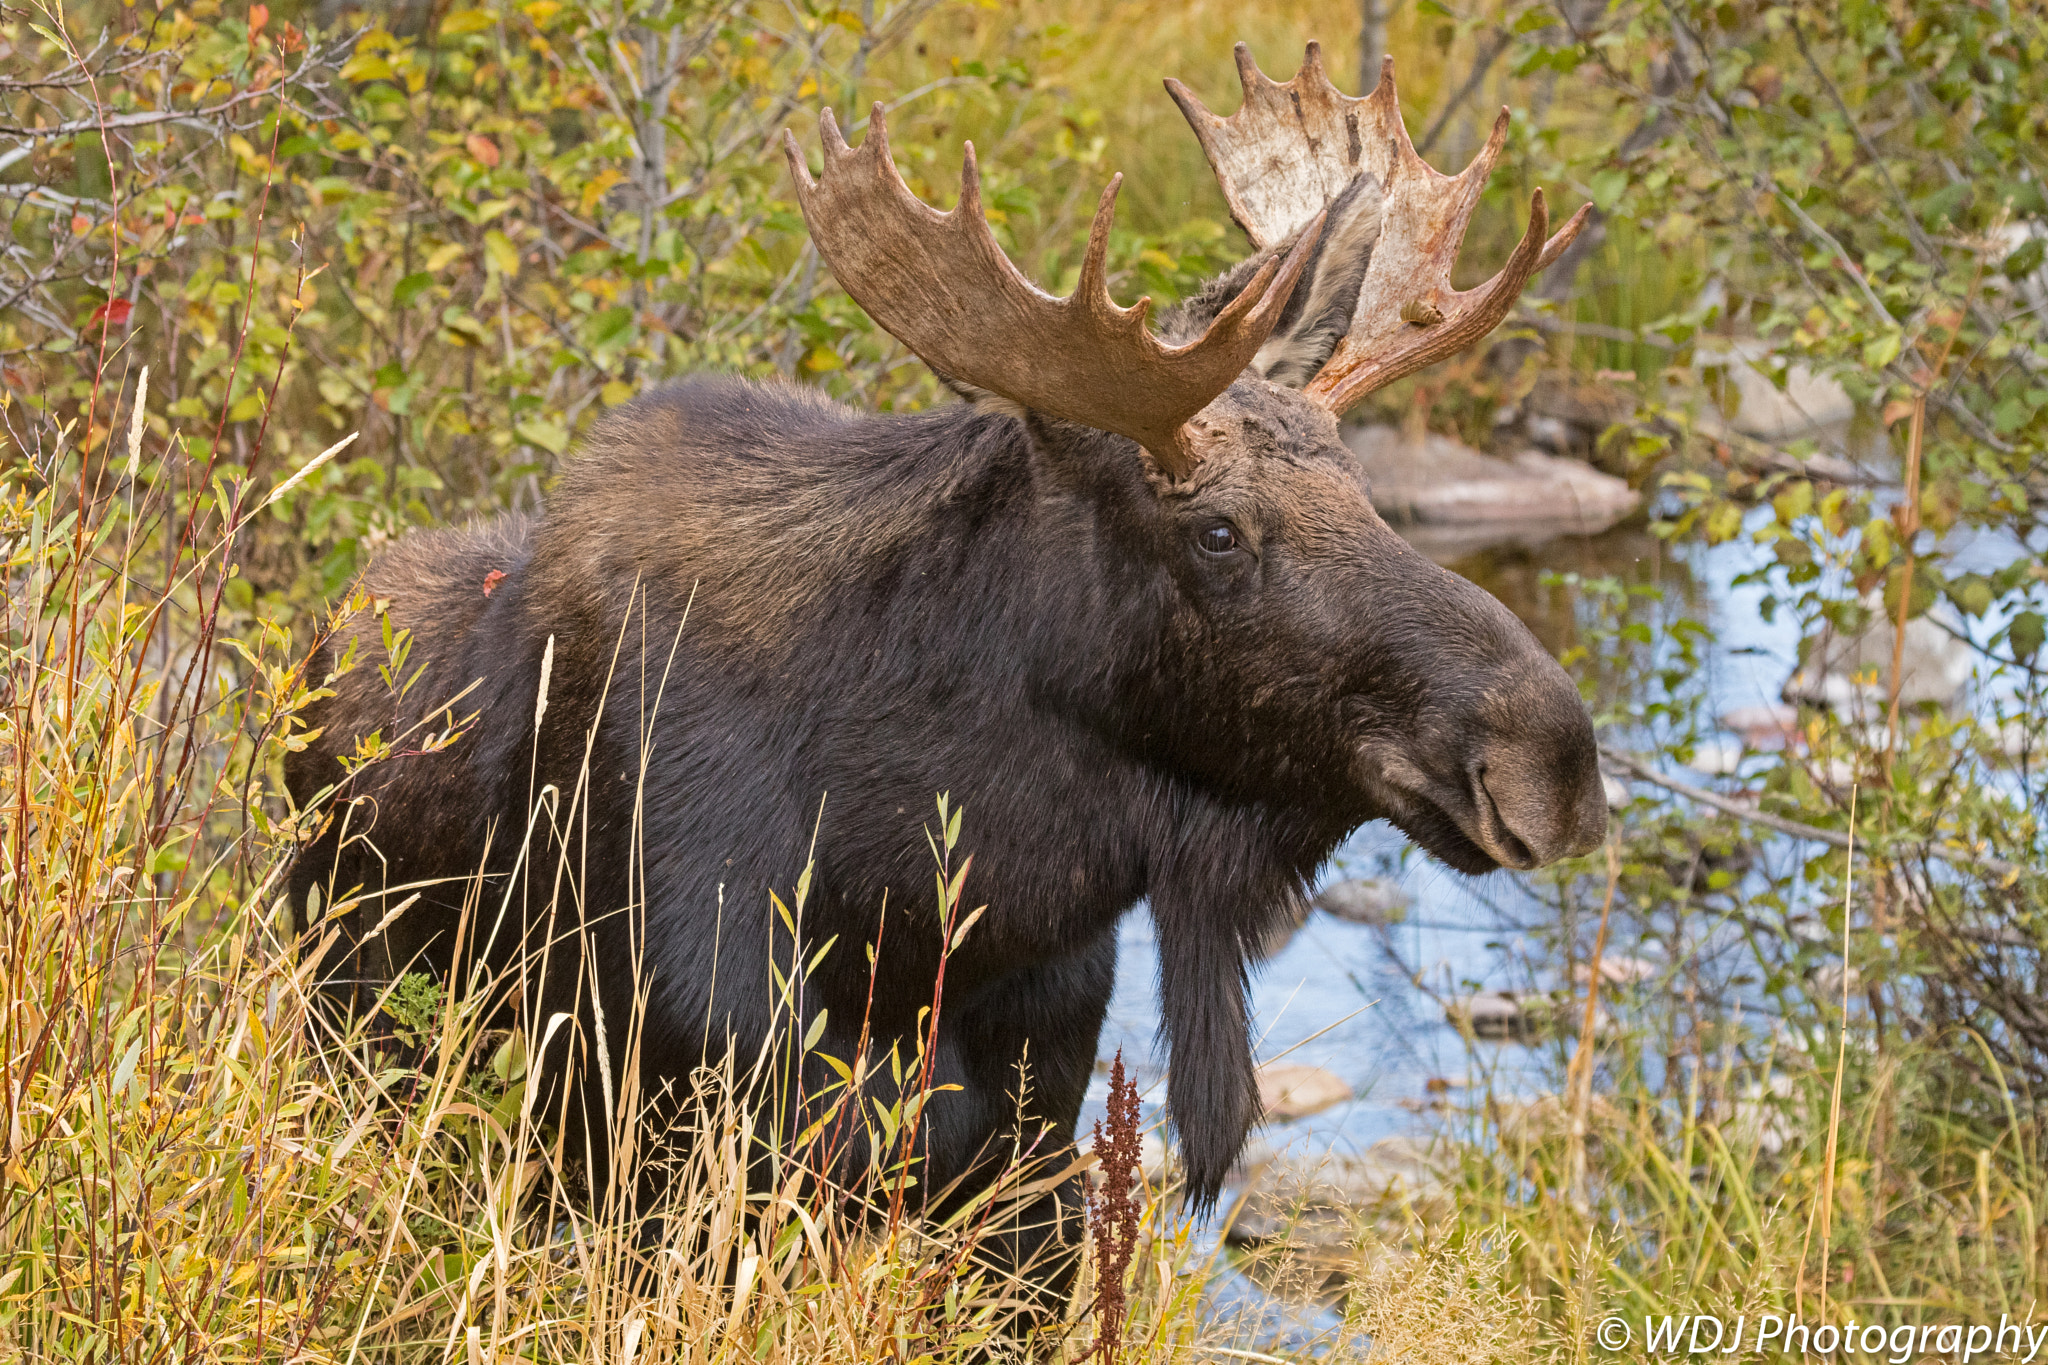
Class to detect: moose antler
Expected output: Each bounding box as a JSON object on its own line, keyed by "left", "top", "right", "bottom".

{"left": 783, "top": 105, "right": 1323, "bottom": 478}
{"left": 1167, "top": 44, "right": 1593, "bottom": 414}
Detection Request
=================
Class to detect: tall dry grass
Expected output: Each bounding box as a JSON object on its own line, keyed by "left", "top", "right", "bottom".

{"left": 0, "top": 362, "right": 1545, "bottom": 1361}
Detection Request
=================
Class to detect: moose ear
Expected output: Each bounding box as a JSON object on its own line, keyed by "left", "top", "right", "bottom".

{"left": 1165, "top": 173, "right": 1384, "bottom": 391}
{"left": 933, "top": 371, "right": 1030, "bottom": 421}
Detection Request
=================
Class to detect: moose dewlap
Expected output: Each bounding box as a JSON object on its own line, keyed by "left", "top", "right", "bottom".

{"left": 287, "top": 41, "right": 1606, "bottom": 1326}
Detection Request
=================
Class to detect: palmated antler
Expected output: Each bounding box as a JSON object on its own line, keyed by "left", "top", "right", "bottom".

{"left": 1167, "top": 43, "right": 1593, "bottom": 414}
{"left": 783, "top": 105, "right": 1323, "bottom": 477}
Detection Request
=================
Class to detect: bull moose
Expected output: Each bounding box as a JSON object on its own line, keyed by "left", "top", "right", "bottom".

{"left": 287, "top": 42, "right": 1607, "bottom": 1323}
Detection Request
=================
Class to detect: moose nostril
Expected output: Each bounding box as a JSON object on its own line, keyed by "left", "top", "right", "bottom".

{"left": 1471, "top": 766, "right": 1539, "bottom": 869}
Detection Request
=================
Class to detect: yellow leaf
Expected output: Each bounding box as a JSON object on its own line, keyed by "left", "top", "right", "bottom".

{"left": 440, "top": 7, "right": 493, "bottom": 33}
{"left": 484, "top": 230, "right": 519, "bottom": 277}
{"left": 522, "top": 0, "right": 560, "bottom": 23}
{"left": 579, "top": 168, "right": 624, "bottom": 215}
{"left": 425, "top": 241, "right": 466, "bottom": 272}
{"left": 338, "top": 51, "right": 397, "bottom": 82}
{"left": 804, "top": 348, "right": 842, "bottom": 372}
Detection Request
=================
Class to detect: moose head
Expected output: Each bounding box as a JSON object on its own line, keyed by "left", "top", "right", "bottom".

{"left": 782, "top": 44, "right": 1607, "bottom": 890}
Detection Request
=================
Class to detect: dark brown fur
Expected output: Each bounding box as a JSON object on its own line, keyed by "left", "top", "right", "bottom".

{"left": 286, "top": 226, "right": 1606, "bottom": 1316}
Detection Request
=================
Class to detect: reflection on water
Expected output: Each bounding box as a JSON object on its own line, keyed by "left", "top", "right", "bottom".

{"left": 1438, "top": 523, "right": 1689, "bottom": 655}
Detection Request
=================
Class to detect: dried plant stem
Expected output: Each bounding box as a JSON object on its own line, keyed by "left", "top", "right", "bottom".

{"left": 1564, "top": 839, "right": 1621, "bottom": 1209}
{"left": 1799, "top": 781, "right": 1858, "bottom": 1320}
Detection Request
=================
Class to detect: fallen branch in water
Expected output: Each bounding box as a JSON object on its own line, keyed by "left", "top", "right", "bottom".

{"left": 1599, "top": 747, "right": 2022, "bottom": 880}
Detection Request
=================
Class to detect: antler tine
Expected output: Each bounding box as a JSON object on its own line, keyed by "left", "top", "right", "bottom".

{"left": 1168, "top": 45, "right": 1593, "bottom": 414}
{"left": 784, "top": 103, "right": 1323, "bottom": 478}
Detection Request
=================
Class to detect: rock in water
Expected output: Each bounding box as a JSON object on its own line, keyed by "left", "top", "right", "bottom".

{"left": 1784, "top": 598, "right": 1973, "bottom": 714}
{"left": 1696, "top": 336, "right": 1854, "bottom": 439}
{"left": 1249, "top": 894, "right": 1311, "bottom": 961}
{"left": 1571, "top": 954, "right": 1658, "bottom": 987}
{"left": 1445, "top": 990, "right": 1562, "bottom": 1041}
{"left": 1225, "top": 1135, "right": 1455, "bottom": 1247}
{"left": 1721, "top": 702, "right": 1801, "bottom": 751}
{"left": 1312, "top": 876, "right": 1410, "bottom": 925}
{"left": 1343, "top": 424, "right": 1638, "bottom": 555}
{"left": 1255, "top": 1063, "right": 1353, "bottom": 1120}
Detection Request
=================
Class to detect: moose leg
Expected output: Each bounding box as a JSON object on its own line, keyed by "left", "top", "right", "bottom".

{"left": 930, "top": 936, "right": 1117, "bottom": 1348}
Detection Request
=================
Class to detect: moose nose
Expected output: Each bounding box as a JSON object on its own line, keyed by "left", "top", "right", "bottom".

{"left": 1462, "top": 657, "right": 1609, "bottom": 868}
{"left": 1466, "top": 749, "right": 1608, "bottom": 868}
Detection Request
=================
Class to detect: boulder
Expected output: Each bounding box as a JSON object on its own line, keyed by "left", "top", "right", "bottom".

{"left": 1342, "top": 425, "right": 1639, "bottom": 551}
{"left": 1571, "top": 954, "right": 1658, "bottom": 987}
{"left": 1697, "top": 337, "right": 1854, "bottom": 439}
{"left": 1445, "top": 990, "right": 1561, "bottom": 1041}
{"left": 1784, "top": 600, "right": 1973, "bottom": 715}
{"left": 1721, "top": 703, "right": 1802, "bottom": 751}
{"left": 1512, "top": 371, "right": 1637, "bottom": 470}
{"left": 1717, "top": 1073, "right": 1797, "bottom": 1157}
{"left": 1225, "top": 1135, "right": 1455, "bottom": 1247}
{"left": 1250, "top": 894, "right": 1312, "bottom": 961}
{"left": 1312, "top": 876, "right": 1410, "bottom": 926}
{"left": 1685, "top": 738, "right": 1745, "bottom": 776}
{"left": 1255, "top": 1063, "right": 1353, "bottom": 1121}
{"left": 1491, "top": 1092, "right": 1624, "bottom": 1145}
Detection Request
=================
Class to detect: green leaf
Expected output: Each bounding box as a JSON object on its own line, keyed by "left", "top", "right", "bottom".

{"left": 2012, "top": 611, "right": 2045, "bottom": 663}
{"left": 1947, "top": 573, "right": 1994, "bottom": 618}
{"left": 1862, "top": 331, "right": 1902, "bottom": 369}
{"left": 393, "top": 271, "right": 435, "bottom": 308}
{"left": 484, "top": 230, "right": 519, "bottom": 278}
{"left": 1704, "top": 499, "right": 1744, "bottom": 544}
{"left": 439, "top": 308, "right": 491, "bottom": 346}
{"left": 584, "top": 305, "right": 633, "bottom": 349}
{"left": 1590, "top": 169, "right": 1629, "bottom": 213}
{"left": 515, "top": 419, "right": 569, "bottom": 454}
{"left": 1882, "top": 564, "right": 1937, "bottom": 620}
{"left": 2003, "top": 236, "right": 2045, "bottom": 281}
{"left": 110, "top": 1031, "right": 145, "bottom": 1095}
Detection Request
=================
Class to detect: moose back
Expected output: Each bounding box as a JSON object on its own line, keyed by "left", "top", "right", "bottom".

{"left": 287, "top": 42, "right": 1607, "bottom": 1306}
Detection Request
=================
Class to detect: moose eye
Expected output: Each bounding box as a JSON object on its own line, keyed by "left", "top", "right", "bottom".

{"left": 1197, "top": 523, "right": 1239, "bottom": 555}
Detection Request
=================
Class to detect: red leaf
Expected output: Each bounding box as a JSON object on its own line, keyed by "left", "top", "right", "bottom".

{"left": 481, "top": 569, "right": 507, "bottom": 597}
{"left": 249, "top": 3, "right": 269, "bottom": 39}
{"left": 89, "top": 298, "right": 133, "bottom": 328}
{"left": 465, "top": 134, "right": 501, "bottom": 169}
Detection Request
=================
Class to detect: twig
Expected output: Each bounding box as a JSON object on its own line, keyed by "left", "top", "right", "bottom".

{"left": 0, "top": 52, "right": 337, "bottom": 139}
{"left": 1599, "top": 747, "right": 2021, "bottom": 879}
{"left": 1513, "top": 311, "right": 1677, "bottom": 350}
{"left": 1416, "top": 29, "right": 1513, "bottom": 158}
{"left": 1665, "top": 419, "right": 1889, "bottom": 487}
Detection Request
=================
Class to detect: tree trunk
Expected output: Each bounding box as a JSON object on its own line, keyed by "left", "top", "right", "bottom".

{"left": 1359, "top": 0, "right": 1392, "bottom": 95}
